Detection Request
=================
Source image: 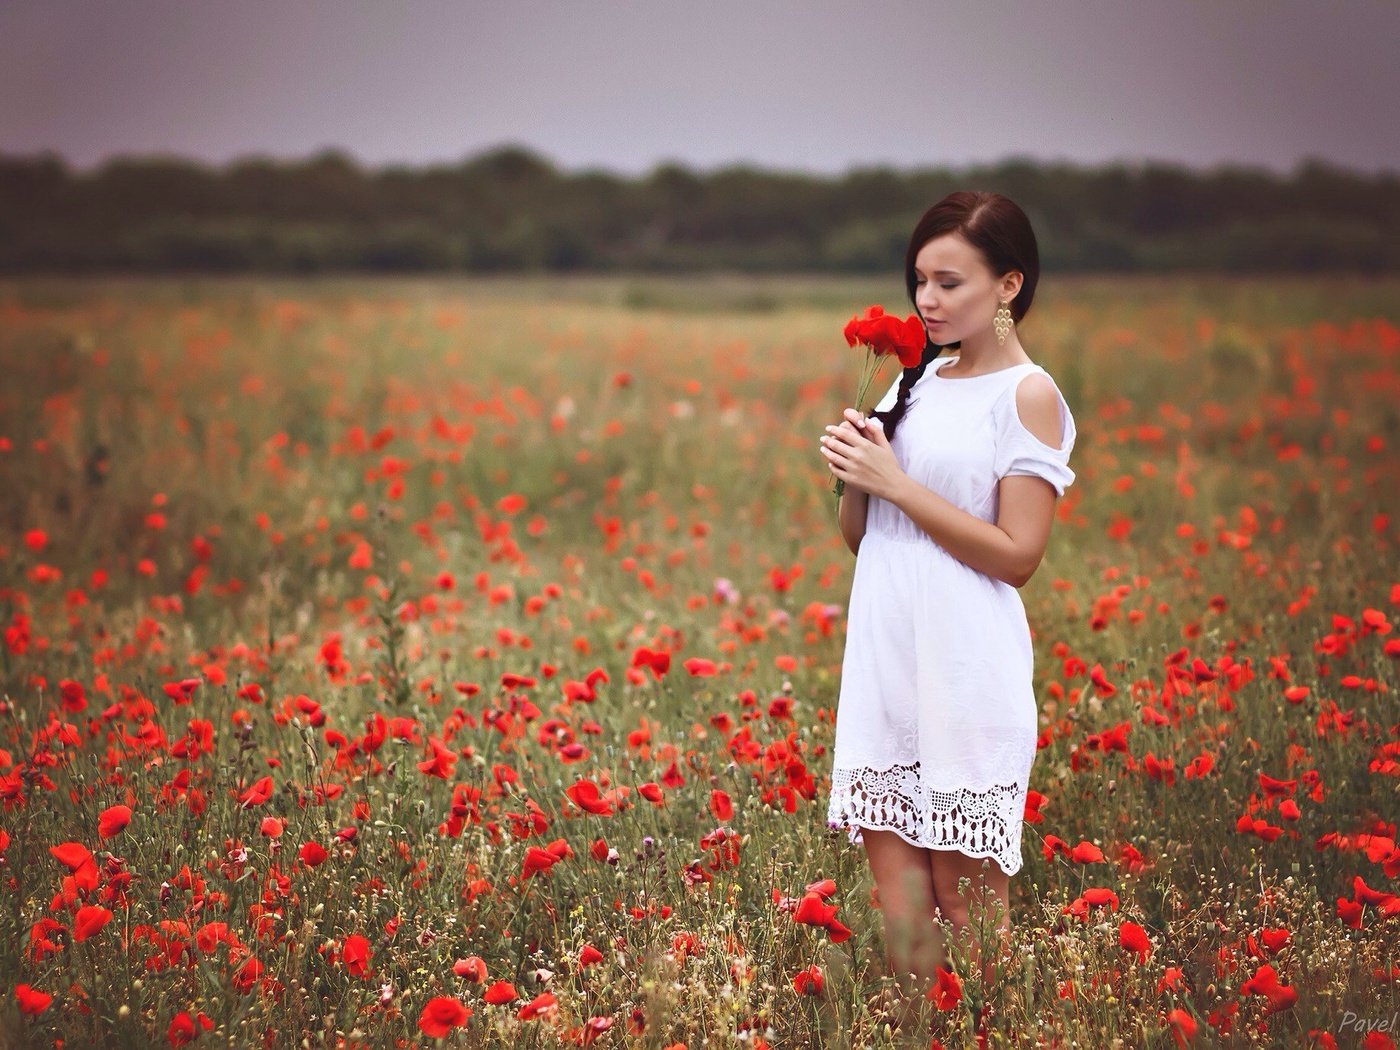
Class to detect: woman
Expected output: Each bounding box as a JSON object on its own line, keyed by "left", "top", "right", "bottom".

{"left": 819, "top": 191, "right": 1078, "bottom": 1012}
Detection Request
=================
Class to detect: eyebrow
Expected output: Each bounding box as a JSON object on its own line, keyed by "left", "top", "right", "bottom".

{"left": 915, "top": 268, "right": 962, "bottom": 276}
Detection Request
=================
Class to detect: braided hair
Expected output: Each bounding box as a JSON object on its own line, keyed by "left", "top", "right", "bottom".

{"left": 870, "top": 190, "right": 1040, "bottom": 443}
{"left": 869, "top": 342, "right": 951, "bottom": 442}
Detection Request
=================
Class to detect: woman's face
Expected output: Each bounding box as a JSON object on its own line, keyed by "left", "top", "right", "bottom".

{"left": 911, "top": 233, "right": 1020, "bottom": 346}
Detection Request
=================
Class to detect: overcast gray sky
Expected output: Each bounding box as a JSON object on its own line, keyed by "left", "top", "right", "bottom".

{"left": 1, "top": 0, "right": 1394, "bottom": 176}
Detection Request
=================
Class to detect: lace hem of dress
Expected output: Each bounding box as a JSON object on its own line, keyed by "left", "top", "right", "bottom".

{"left": 826, "top": 761, "right": 1027, "bottom": 877}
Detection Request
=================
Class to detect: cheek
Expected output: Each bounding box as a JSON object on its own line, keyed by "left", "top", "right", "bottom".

{"left": 952, "top": 289, "right": 989, "bottom": 319}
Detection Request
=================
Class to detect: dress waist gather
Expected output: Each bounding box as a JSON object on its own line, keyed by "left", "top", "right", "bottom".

{"left": 862, "top": 526, "right": 936, "bottom": 548}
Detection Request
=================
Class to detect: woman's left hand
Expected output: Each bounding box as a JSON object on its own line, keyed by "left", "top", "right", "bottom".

{"left": 820, "top": 411, "right": 907, "bottom": 502}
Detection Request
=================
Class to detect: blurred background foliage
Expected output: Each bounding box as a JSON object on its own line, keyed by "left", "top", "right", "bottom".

{"left": 2, "top": 145, "right": 1396, "bottom": 274}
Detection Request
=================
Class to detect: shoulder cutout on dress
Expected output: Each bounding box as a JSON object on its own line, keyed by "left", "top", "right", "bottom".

{"left": 1011, "top": 372, "right": 1066, "bottom": 451}
{"left": 993, "top": 369, "right": 1078, "bottom": 498}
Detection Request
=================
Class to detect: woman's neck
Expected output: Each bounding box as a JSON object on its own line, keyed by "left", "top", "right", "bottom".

{"left": 946, "top": 331, "right": 1029, "bottom": 371}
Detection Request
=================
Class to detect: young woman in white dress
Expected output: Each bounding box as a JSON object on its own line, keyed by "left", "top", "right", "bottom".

{"left": 818, "top": 191, "right": 1077, "bottom": 1013}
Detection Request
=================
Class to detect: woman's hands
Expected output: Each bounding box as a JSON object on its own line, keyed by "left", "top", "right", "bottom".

{"left": 820, "top": 408, "right": 906, "bottom": 502}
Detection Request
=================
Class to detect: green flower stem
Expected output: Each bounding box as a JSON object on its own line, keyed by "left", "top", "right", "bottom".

{"left": 832, "top": 351, "right": 896, "bottom": 499}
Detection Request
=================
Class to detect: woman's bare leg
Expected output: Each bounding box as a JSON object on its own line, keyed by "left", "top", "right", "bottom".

{"left": 861, "top": 828, "right": 948, "bottom": 999}
{"left": 927, "top": 849, "right": 1012, "bottom": 995}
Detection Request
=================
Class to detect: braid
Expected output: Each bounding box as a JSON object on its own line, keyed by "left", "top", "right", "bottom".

{"left": 871, "top": 344, "right": 947, "bottom": 442}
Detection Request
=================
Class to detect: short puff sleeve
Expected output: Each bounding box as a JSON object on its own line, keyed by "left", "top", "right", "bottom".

{"left": 870, "top": 373, "right": 903, "bottom": 415}
{"left": 993, "top": 370, "right": 1077, "bottom": 497}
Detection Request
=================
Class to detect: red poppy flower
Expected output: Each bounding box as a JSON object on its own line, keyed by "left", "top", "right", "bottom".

{"left": 831, "top": 303, "right": 926, "bottom": 498}
{"left": 1150, "top": 972, "right": 1184, "bottom": 1003}
{"left": 168, "top": 1009, "right": 215, "bottom": 1047}
{"left": 1259, "top": 773, "right": 1298, "bottom": 796}
{"left": 804, "top": 878, "right": 837, "bottom": 898}
{"left": 629, "top": 646, "right": 670, "bottom": 678}
{"left": 231, "top": 956, "right": 264, "bottom": 994}
{"left": 162, "top": 678, "right": 202, "bottom": 705}
{"left": 238, "top": 776, "right": 273, "bottom": 808}
{"left": 483, "top": 980, "right": 518, "bottom": 1005}
{"left": 517, "top": 992, "right": 557, "bottom": 1021}
{"left": 1165, "top": 1008, "right": 1197, "bottom": 1048}
{"left": 792, "top": 964, "right": 824, "bottom": 996}
{"left": 842, "top": 304, "right": 926, "bottom": 368}
{"left": 417, "top": 737, "right": 457, "bottom": 779}
{"left": 1069, "top": 840, "right": 1105, "bottom": 864}
{"left": 73, "top": 904, "right": 113, "bottom": 942}
{"left": 709, "top": 790, "right": 734, "bottom": 822}
{"left": 566, "top": 779, "right": 615, "bottom": 815}
{"left": 928, "top": 966, "right": 963, "bottom": 1010}
{"left": 50, "top": 841, "right": 91, "bottom": 869}
{"left": 453, "top": 955, "right": 488, "bottom": 981}
{"left": 794, "top": 892, "right": 837, "bottom": 927}
{"left": 15, "top": 984, "right": 52, "bottom": 1015}
{"left": 1083, "top": 887, "right": 1120, "bottom": 910}
{"left": 581, "top": 1016, "right": 614, "bottom": 1045}
{"left": 522, "top": 846, "right": 563, "bottom": 878}
{"left": 792, "top": 890, "right": 853, "bottom": 943}
{"left": 342, "top": 934, "right": 371, "bottom": 978}
{"left": 1337, "top": 897, "right": 1364, "bottom": 928}
{"left": 98, "top": 804, "right": 131, "bottom": 840}
{"left": 50, "top": 842, "right": 99, "bottom": 892}
{"left": 1089, "top": 664, "right": 1117, "bottom": 696}
{"left": 1240, "top": 963, "right": 1298, "bottom": 1014}
{"left": 1023, "top": 790, "right": 1047, "bottom": 824}
{"left": 1119, "top": 920, "right": 1152, "bottom": 961}
{"left": 417, "top": 996, "right": 471, "bottom": 1038}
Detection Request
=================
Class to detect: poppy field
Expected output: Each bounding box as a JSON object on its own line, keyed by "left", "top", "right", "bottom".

{"left": 0, "top": 273, "right": 1397, "bottom": 1048}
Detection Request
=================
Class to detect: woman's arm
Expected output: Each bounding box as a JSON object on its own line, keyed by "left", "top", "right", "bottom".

{"left": 885, "top": 475, "right": 1054, "bottom": 587}
{"left": 886, "top": 377, "right": 1065, "bottom": 587}
{"left": 837, "top": 487, "right": 869, "bottom": 556}
{"left": 825, "top": 411, "right": 876, "bottom": 556}
{"left": 824, "top": 379, "right": 1064, "bottom": 585}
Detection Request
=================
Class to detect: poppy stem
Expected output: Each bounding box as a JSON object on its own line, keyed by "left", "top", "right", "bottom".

{"left": 833, "top": 351, "right": 894, "bottom": 500}
{"left": 852, "top": 351, "right": 895, "bottom": 421}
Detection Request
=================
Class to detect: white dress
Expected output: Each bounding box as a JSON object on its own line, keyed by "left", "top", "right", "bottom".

{"left": 825, "top": 354, "right": 1078, "bottom": 877}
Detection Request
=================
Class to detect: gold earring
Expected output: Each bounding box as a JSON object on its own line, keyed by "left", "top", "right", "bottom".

{"left": 993, "top": 301, "right": 1013, "bottom": 346}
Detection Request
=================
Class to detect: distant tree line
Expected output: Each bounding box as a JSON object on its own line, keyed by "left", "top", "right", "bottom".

{"left": 1, "top": 146, "right": 1396, "bottom": 274}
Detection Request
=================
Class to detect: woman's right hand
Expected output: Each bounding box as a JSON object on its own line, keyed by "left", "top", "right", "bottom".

{"left": 822, "top": 409, "right": 880, "bottom": 502}
{"left": 821, "top": 409, "right": 877, "bottom": 475}
{"left": 829, "top": 411, "right": 876, "bottom": 554}
{"left": 825, "top": 407, "right": 874, "bottom": 442}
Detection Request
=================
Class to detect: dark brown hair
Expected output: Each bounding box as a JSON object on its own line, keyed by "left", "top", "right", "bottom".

{"left": 871, "top": 191, "right": 1041, "bottom": 441}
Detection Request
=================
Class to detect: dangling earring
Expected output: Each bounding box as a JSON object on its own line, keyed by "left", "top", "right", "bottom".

{"left": 993, "top": 300, "right": 1013, "bottom": 346}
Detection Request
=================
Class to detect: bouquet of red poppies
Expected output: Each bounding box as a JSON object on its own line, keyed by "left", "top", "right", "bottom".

{"left": 831, "top": 304, "right": 926, "bottom": 497}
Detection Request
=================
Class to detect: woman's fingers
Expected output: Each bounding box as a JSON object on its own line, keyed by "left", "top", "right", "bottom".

{"left": 821, "top": 428, "right": 852, "bottom": 452}
{"left": 821, "top": 409, "right": 876, "bottom": 469}
{"left": 823, "top": 420, "right": 870, "bottom": 447}
{"left": 819, "top": 433, "right": 850, "bottom": 464}
{"left": 820, "top": 436, "right": 863, "bottom": 479}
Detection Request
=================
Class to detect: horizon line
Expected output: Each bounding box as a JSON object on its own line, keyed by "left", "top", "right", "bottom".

{"left": 3, "top": 144, "right": 1394, "bottom": 182}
